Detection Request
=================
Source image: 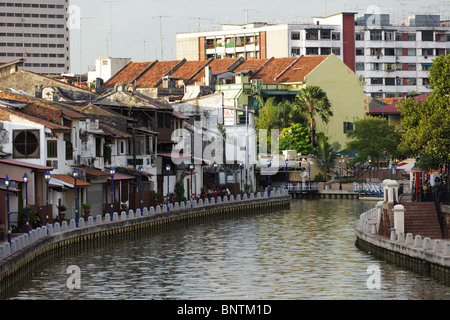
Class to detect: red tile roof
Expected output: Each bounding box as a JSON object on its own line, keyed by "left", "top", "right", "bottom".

{"left": 104, "top": 55, "right": 332, "bottom": 89}
{"left": 169, "top": 60, "right": 211, "bottom": 85}
{"left": 370, "top": 93, "right": 431, "bottom": 115}
{"left": 51, "top": 174, "right": 91, "bottom": 187}
{"left": 104, "top": 61, "right": 154, "bottom": 89}
{"left": 136, "top": 60, "right": 182, "bottom": 88}
{"left": 0, "top": 106, "right": 70, "bottom": 131}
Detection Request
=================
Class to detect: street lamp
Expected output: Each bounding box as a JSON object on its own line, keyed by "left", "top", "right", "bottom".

{"left": 166, "top": 164, "right": 171, "bottom": 210}
{"left": 109, "top": 167, "right": 115, "bottom": 216}
{"left": 267, "top": 159, "right": 272, "bottom": 197}
{"left": 368, "top": 159, "right": 372, "bottom": 182}
{"left": 73, "top": 169, "right": 79, "bottom": 227}
{"left": 4, "top": 176, "right": 11, "bottom": 245}
{"left": 23, "top": 173, "right": 29, "bottom": 235}
{"left": 285, "top": 159, "right": 289, "bottom": 190}
{"left": 189, "top": 163, "right": 194, "bottom": 207}
{"left": 240, "top": 162, "right": 244, "bottom": 199}
{"left": 44, "top": 171, "right": 51, "bottom": 230}
{"left": 213, "top": 162, "right": 218, "bottom": 201}
{"left": 138, "top": 165, "right": 144, "bottom": 215}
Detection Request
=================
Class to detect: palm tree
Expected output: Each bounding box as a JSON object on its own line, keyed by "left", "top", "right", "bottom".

{"left": 295, "top": 86, "right": 333, "bottom": 147}
{"left": 314, "top": 134, "right": 340, "bottom": 182}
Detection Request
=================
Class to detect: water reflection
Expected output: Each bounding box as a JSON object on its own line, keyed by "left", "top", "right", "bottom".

{"left": 6, "top": 199, "right": 450, "bottom": 300}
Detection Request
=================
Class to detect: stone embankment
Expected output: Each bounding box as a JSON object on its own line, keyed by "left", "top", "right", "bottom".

{"left": 0, "top": 190, "right": 290, "bottom": 295}
{"left": 355, "top": 179, "right": 450, "bottom": 284}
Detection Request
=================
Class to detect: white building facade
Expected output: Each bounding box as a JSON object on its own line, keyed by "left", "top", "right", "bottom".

{"left": 0, "top": 0, "right": 70, "bottom": 75}
{"left": 176, "top": 11, "right": 450, "bottom": 99}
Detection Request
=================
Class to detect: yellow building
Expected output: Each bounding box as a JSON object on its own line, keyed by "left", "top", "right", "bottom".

{"left": 217, "top": 54, "right": 369, "bottom": 148}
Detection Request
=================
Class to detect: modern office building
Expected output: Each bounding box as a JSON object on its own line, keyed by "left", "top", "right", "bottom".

{"left": 176, "top": 12, "right": 450, "bottom": 98}
{"left": 0, "top": 0, "right": 70, "bottom": 76}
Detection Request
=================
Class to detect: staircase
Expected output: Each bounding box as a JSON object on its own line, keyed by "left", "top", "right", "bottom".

{"left": 393, "top": 202, "right": 443, "bottom": 239}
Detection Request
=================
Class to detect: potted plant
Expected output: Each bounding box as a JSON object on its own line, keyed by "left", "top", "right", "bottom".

{"left": 19, "top": 208, "right": 36, "bottom": 232}
{"left": 82, "top": 203, "right": 92, "bottom": 219}
{"left": 244, "top": 183, "right": 251, "bottom": 194}
{"left": 57, "top": 205, "right": 67, "bottom": 220}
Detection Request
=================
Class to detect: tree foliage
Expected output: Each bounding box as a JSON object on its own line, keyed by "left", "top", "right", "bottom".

{"left": 345, "top": 117, "right": 402, "bottom": 168}
{"left": 314, "top": 134, "right": 340, "bottom": 181}
{"left": 398, "top": 54, "right": 450, "bottom": 171}
{"left": 278, "top": 123, "right": 312, "bottom": 155}
{"left": 295, "top": 86, "right": 333, "bottom": 146}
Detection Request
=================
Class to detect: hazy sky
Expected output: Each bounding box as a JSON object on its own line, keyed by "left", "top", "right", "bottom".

{"left": 69, "top": 0, "right": 447, "bottom": 74}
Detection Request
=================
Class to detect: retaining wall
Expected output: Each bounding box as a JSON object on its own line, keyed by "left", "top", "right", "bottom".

{"left": 355, "top": 207, "right": 450, "bottom": 285}
{"left": 0, "top": 190, "right": 291, "bottom": 296}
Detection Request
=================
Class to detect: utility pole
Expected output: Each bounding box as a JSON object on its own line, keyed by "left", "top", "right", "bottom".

{"left": 152, "top": 13, "right": 170, "bottom": 61}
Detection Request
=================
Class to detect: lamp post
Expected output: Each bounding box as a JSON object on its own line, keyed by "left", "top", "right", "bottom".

{"left": 166, "top": 164, "right": 171, "bottom": 210}
{"left": 267, "top": 159, "right": 272, "bottom": 197}
{"left": 5, "top": 176, "right": 11, "bottom": 245}
{"left": 44, "top": 171, "right": 51, "bottom": 229}
{"left": 240, "top": 162, "right": 244, "bottom": 199}
{"left": 285, "top": 159, "right": 289, "bottom": 190}
{"left": 110, "top": 167, "right": 115, "bottom": 216}
{"left": 23, "top": 173, "right": 29, "bottom": 235}
{"left": 73, "top": 169, "right": 79, "bottom": 227}
{"left": 213, "top": 162, "right": 218, "bottom": 201}
{"left": 368, "top": 159, "right": 372, "bottom": 182}
{"left": 138, "top": 165, "right": 143, "bottom": 215}
{"left": 189, "top": 163, "right": 194, "bottom": 207}
{"left": 308, "top": 160, "right": 311, "bottom": 184}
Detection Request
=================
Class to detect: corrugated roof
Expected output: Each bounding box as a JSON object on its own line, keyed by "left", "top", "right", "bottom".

{"left": 0, "top": 158, "right": 54, "bottom": 171}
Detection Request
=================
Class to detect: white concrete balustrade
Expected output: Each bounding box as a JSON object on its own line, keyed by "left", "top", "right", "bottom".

{"left": 0, "top": 188, "right": 289, "bottom": 260}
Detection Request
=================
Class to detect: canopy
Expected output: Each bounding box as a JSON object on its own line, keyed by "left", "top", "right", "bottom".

{"left": 397, "top": 158, "right": 416, "bottom": 171}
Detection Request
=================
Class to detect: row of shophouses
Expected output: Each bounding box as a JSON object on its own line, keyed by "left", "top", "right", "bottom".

{"left": 0, "top": 52, "right": 373, "bottom": 238}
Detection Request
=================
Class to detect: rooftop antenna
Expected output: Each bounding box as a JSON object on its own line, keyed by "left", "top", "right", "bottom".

{"left": 101, "top": 0, "right": 124, "bottom": 57}
{"left": 135, "top": 39, "right": 148, "bottom": 61}
{"left": 80, "top": 17, "right": 93, "bottom": 74}
{"left": 152, "top": 12, "right": 170, "bottom": 61}
{"left": 189, "top": 17, "right": 214, "bottom": 32}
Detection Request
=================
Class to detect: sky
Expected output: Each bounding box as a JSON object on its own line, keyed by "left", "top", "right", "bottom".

{"left": 69, "top": 0, "right": 448, "bottom": 75}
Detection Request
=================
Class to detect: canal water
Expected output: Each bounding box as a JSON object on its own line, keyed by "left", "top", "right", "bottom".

{"left": 5, "top": 199, "right": 450, "bottom": 300}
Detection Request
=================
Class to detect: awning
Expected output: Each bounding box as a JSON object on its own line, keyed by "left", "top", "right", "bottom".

{"left": 0, "top": 158, "right": 53, "bottom": 172}
{"left": 51, "top": 175, "right": 91, "bottom": 188}
{"left": 107, "top": 173, "right": 135, "bottom": 181}
{"left": 397, "top": 158, "right": 416, "bottom": 171}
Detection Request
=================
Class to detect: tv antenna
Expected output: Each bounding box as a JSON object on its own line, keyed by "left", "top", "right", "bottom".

{"left": 189, "top": 17, "right": 214, "bottom": 32}
{"left": 152, "top": 13, "right": 170, "bottom": 61}
{"left": 101, "top": 0, "right": 124, "bottom": 57}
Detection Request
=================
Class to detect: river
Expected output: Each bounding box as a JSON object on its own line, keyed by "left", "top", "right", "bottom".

{"left": 5, "top": 198, "right": 450, "bottom": 300}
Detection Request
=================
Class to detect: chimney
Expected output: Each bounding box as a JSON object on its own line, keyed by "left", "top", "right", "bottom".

{"left": 205, "top": 66, "right": 212, "bottom": 87}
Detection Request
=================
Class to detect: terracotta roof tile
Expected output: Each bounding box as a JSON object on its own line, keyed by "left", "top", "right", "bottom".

{"left": 188, "top": 58, "right": 240, "bottom": 84}
{"left": 51, "top": 174, "right": 91, "bottom": 186}
{"left": 135, "top": 60, "right": 182, "bottom": 88}
{"left": 104, "top": 62, "right": 154, "bottom": 88}
{"left": 168, "top": 60, "right": 211, "bottom": 85}
{"left": 272, "top": 55, "right": 328, "bottom": 84}
{"left": 0, "top": 105, "right": 70, "bottom": 130}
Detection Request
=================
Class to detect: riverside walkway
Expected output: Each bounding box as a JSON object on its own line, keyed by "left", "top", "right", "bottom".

{"left": 0, "top": 189, "right": 290, "bottom": 294}
{"left": 355, "top": 179, "right": 450, "bottom": 283}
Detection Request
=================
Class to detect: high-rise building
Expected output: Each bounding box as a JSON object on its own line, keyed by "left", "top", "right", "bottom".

{"left": 0, "top": 0, "right": 70, "bottom": 76}
{"left": 176, "top": 12, "right": 450, "bottom": 99}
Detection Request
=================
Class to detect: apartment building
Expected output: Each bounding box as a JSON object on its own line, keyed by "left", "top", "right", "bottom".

{"left": 176, "top": 12, "right": 450, "bottom": 99}
{"left": 0, "top": 0, "right": 70, "bottom": 76}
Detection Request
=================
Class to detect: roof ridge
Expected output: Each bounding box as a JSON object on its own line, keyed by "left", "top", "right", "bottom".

{"left": 273, "top": 56, "right": 301, "bottom": 82}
